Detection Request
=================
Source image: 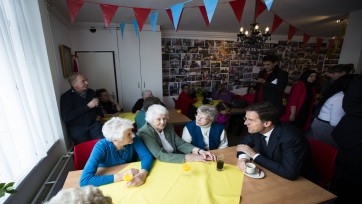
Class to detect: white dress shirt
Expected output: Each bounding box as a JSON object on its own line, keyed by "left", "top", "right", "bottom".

{"left": 318, "top": 91, "right": 345, "bottom": 126}
{"left": 157, "top": 130, "right": 174, "bottom": 153}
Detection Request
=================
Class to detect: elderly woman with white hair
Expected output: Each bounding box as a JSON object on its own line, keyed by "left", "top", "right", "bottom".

{"left": 182, "top": 105, "right": 228, "bottom": 150}
{"left": 45, "top": 186, "right": 112, "bottom": 204}
{"left": 80, "top": 117, "right": 153, "bottom": 187}
{"left": 137, "top": 104, "right": 216, "bottom": 163}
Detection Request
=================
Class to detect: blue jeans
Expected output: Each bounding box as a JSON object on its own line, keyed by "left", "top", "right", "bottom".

{"left": 68, "top": 122, "right": 104, "bottom": 145}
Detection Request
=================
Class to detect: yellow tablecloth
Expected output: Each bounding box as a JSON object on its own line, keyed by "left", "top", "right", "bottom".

{"left": 102, "top": 112, "right": 136, "bottom": 123}
{"left": 193, "top": 97, "right": 221, "bottom": 108}
{"left": 99, "top": 161, "right": 244, "bottom": 204}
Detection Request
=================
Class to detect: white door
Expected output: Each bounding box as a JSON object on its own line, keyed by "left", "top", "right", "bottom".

{"left": 118, "top": 30, "right": 142, "bottom": 111}
{"left": 76, "top": 52, "right": 118, "bottom": 100}
{"left": 140, "top": 31, "right": 163, "bottom": 100}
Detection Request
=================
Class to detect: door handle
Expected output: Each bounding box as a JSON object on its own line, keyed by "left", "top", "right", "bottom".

{"left": 138, "top": 82, "right": 140, "bottom": 88}
{"left": 144, "top": 82, "right": 145, "bottom": 88}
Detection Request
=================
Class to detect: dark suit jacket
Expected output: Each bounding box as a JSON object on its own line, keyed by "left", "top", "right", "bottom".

{"left": 255, "top": 67, "right": 288, "bottom": 114}
{"left": 237, "top": 123, "right": 307, "bottom": 180}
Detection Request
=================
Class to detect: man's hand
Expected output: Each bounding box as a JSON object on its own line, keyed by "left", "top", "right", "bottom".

{"left": 87, "top": 98, "right": 99, "bottom": 109}
{"left": 237, "top": 144, "right": 257, "bottom": 158}
{"left": 237, "top": 158, "right": 248, "bottom": 172}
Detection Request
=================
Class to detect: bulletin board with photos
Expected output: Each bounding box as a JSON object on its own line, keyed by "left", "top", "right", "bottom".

{"left": 161, "top": 38, "right": 340, "bottom": 97}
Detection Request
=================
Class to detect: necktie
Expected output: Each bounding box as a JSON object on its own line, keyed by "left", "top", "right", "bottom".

{"left": 261, "top": 135, "right": 267, "bottom": 147}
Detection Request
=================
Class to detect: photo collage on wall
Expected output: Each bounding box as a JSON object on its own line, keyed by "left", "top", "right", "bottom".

{"left": 162, "top": 38, "right": 340, "bottom": 97}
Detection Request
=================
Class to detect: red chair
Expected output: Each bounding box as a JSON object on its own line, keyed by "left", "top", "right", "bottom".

{"left": 73, "top": 139, "right": 100, "bottom": 170}
{"left": 307, "top": 137, "right": 338, "bottom": 189}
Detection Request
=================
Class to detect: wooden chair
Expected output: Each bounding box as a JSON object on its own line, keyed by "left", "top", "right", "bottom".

{"left": 307, "top": 137, "right": 338, "bottom": 190}
{"left": 73, "top": 139, "right": 101, "bottom": 170}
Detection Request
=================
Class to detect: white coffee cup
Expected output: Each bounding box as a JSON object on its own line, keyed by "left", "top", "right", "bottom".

{"left": 245, "top": 162, "right": 256, "bottom": 174}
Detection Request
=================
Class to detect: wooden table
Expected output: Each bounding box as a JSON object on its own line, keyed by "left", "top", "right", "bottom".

{"left": 63, "top": 147, "right": 336, "bottom": 203}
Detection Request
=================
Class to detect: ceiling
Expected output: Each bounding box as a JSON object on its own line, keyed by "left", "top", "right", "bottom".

{"left": 51, "top": 0, "right": 362, "bottom": 38}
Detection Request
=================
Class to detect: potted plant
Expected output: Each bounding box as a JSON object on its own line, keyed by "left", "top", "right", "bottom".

{"left": 0, "top": 182, "right": 17, "bottom": 198}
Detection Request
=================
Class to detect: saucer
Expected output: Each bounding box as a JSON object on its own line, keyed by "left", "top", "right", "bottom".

{"left": 244, "top": 168, "right": 265, "bottom": 179}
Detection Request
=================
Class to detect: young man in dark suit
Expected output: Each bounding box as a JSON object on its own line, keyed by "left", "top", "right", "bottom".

{"left": 236, "top": 102, "right": 307, "bottom": 180}
{"left": 254, "top": 55, "right": 288, "bottom": 115}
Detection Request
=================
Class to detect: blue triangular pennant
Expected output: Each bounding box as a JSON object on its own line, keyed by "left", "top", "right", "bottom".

{"left": 149, "top": 11, "right": 158, "bottom": 32}
{"left": 133, "top": 19, "right": 139, "bottom": 38}
{"left": 203, "top": 0, "right": 218, "bottom": 23}
{"left": 170, "top": 3, "right": 184, "bottom": 30}
{"left": 120, "top": 23, "right": 125, "bottom": 38}
{"left": 264, "top": 0, "right": 273, "bottom": 10}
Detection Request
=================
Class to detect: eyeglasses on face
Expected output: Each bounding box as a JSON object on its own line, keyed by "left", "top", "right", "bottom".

{"left": 195, "top": 114, "right": 209, "bottom": 122}
{"left": 243, "top": 117, "right": 261, "bottom": 123}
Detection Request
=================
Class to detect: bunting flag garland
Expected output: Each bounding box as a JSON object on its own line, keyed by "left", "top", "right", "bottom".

{"left": 100, "top": 4, "right": 118, "bottom": 28}
{"left": 316, "top": 38, "right": 323, "bottom": 53}
{"left": 264, "top": 0, "right": 274, "bottom": 11}
{"left": 120, "top": 23, "right": 126, "bottom": 38}
{"left": 271, "top": 14, "right": 282, "bottom": 34}
{"left": 133, "top": 8, "right": 152, "bottom": 31}
{"left": 198, "top": 6, "right": 209, "bottom": 26}
{"left": 287, "top": 25, "right": 297, "bottom": 41}
{"left": 254, "top": 0, "right": 267, "bottom": 22}
{"left": 133, "top": 19, "right": 139, "bottom": 38}
{"left": 170, "top": 3, "right": 185, "bottom": 31}
{"left": 64, "top": 0, "right": 336, "bottom": 44}
{"left": 203, "top": 0, "right": 218, "bottom": 24}
{"left": 229, "top": 0, "right": 246, "bottom": 23}
{"left": 149, "top": 12, "right": 159, "bottom": 32}
{"left": 66, "top": 0, "right": 84, "bottom": 23}
{"left": 166, "top": 8, "right": 184, "bottom": 31}
{"left": 302, "top": 33, "right": 311, "bottom": 47}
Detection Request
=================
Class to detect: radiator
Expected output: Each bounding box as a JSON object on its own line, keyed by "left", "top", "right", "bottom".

{"left": 31, "top": 154, "right": 73, "bottom": 204}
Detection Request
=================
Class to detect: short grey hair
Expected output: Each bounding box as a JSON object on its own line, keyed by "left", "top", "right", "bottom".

{"left": 197, "top": 105, "right": 217, "bottom": 121}
{"left": 145, "top": 104, "right": 169, "bottom": 124}
{"left": 142, "top": 90, "right": 153, "bottom": 98}
{"left": 45, "top": 185, "right": 112, "bottom": 204}
{"left": 67, "top": 72, "right": 84, "bottom": 86}
{"left": 102, "top": 117, "right": 134, "bottom": 141}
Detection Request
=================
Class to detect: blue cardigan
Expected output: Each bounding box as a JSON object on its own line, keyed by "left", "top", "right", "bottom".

{"left": 80, "top": 137, "right": 154, "bottom": 187}
{"left": 185, "top": 121, "right": 224, "bottom": 150}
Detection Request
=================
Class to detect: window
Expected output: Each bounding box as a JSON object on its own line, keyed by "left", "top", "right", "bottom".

{"left": 0, "top": 0, "right": 61, "bottom": 186}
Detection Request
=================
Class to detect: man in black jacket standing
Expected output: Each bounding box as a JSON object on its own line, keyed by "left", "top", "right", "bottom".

{"left": 254, "top": 55, "right": 288, "bottom": 115}
{"left": 60, "top": 72, "right": 104, "bottom": 145}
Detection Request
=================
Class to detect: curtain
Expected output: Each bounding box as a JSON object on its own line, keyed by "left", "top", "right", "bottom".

{"left": 0, "top": 0, "right": 60, "bottom": 184}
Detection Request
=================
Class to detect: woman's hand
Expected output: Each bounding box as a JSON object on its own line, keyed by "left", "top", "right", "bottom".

{"left": 200, "top": 151, "right": 216, "bottom": 161}
{"left": 114, "top": 168, "right": 139, "bottom": 183}
{"left": 126, "top": 169, "right": 148, "bottom": 187}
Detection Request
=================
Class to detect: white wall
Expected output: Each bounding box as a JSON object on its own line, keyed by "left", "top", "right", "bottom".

{"left": 339, "top": 9, "right": 362, "bottom": 74}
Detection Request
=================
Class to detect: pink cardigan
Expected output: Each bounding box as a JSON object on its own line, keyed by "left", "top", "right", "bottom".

{"left": 280, "top": 81, "right": 316, "bottom": 131}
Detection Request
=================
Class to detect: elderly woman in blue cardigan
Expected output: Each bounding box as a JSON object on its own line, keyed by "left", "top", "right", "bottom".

{"left": 80, "top": 117, "right": 154, "bottom": 187}
{"left": 182, "top": 105, "right": 228, "bottom": 150}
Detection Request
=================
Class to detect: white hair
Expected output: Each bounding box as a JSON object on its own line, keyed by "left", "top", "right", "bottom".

{"left": 197, "top": 105, "right": 217, "bottom": 121}
{"left": 142, "top": 90, "right": 153, "bottom": 98}
{"left": 45, "top": 186, "right": 112, "bottom": 204}
{"left": 102, "top": 117, "right": 134, "bottom": 141}
{"left": 145, "top": 104, "right": 169, "bottom": 124}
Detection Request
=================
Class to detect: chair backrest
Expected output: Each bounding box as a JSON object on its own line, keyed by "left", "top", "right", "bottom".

{"left": 73, "top": 139, "right": 101, "bottom": 170}
{"left": 307, "top": 137, "right": 338, "bottom": 189}
{"left": 172, "top": 98, "right": 178, "bottom": 109}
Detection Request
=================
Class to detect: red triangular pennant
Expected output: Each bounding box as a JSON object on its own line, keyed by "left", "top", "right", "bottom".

{"left": 302, "top": 33, "right": 311, "bottom": 47}
{"left": 198, "top": 6, "right": 209, "bottom": 26}
{"left": 287, "top": 25, "right": 297, "bottom": 41}
{"left": 254, "top": 0, "right": 267, "bottom": 22}
{"left": 229, "top": 0, "right": 246, "bottom": 23}
{"left": 66, "top": 0, "right": 84, "bottom": 23}
{"left": 271, "top": 14, "right": 283, "bottom": 34}
{"left": 133, "top": 8, "right": 152, "bottom": 32}
{"left": 316, "top": 38, "right": 323, "bottom": 53}
{"left": 327, "top": 39, "right": 335, "bottom": 51}
{"left": 100, "top": 4, "right": 118, "bottom": 28}
{"left": 166, "top": 8, "right": 184, "bottom": 31}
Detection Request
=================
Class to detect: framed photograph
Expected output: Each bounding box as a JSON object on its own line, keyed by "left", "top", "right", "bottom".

{"left": 60, "top": 44, "right": 72, "bottom": 78}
